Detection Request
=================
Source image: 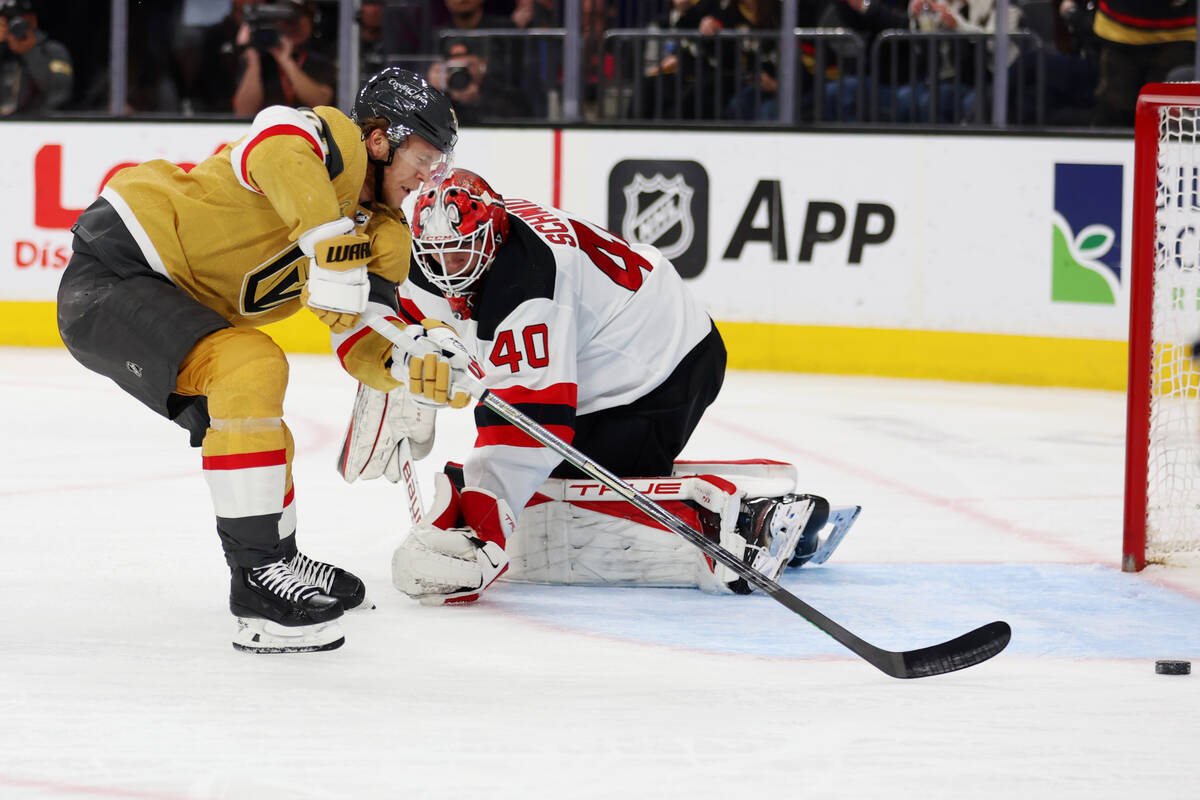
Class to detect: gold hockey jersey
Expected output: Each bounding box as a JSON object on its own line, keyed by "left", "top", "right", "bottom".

{"left": 101, "top": 105, "right": 410, "bottom": 327}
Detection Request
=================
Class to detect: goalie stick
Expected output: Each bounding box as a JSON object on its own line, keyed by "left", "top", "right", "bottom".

{"left": 365, "top": 314, "right": 1011, "bottom": 678}
{"left": 396, "top": 437, "right": 424, "bottom": 525}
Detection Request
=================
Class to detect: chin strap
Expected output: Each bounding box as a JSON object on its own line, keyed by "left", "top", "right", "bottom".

{"left": 372, "top": 160, "right": 387, "bottom": 201}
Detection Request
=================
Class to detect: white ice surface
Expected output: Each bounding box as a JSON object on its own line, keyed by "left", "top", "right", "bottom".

{"left": 2, "top": 347, "right": 1199, "bottom": 799}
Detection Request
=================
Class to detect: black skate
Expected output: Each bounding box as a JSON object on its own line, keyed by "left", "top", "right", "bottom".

{"left": 230, "top": 560, "right": 345, "bottom": 654}
{"left": 288, "top": 551, "right": 373, "bottom": 611}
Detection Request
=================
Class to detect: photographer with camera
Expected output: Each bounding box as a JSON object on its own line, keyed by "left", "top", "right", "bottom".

{"left": 0, "top": 0, "right": 71, "bottom": 117}
{"left": 232, "top": 0, "right": 335, "bottom": 117}
{"left": 427, "top": 38, "right": 531, "bottom": 125}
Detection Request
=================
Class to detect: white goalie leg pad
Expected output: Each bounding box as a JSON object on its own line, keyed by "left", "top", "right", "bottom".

{"left": 506, "top": 498, "right": 703, "bottom": 587}
{"left": 338, "top": 382, "right": 436, "bottom": 483}
{"left": 232, "top": 617, "right": 345, "bottom": 654}
{"left": 672, "top": 459, "right": 799, "bottom": 497}
{"left": 505, "top": 462, "right": 856, "bottom": 594}
{"left": 504, "top": 474, "right": 752, "bottom": 593}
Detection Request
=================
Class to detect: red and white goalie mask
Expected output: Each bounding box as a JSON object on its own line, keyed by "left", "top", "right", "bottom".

{"left": 412, "top": 169, "right": 509, "bottom": 299}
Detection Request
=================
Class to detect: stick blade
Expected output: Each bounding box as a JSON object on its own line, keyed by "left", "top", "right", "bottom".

{"left": 891, "top": 621, "right": 1012, "bottom": 679}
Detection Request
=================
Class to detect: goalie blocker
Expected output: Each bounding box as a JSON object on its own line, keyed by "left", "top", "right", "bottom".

{"left": 403, "top": 459, "right": 859, "bottom": 597}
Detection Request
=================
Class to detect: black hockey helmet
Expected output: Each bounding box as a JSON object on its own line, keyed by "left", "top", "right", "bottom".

{"left": 353, "top": 67, "right": 458, "bottom": 156}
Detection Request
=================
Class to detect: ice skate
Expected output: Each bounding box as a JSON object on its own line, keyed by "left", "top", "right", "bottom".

{"left": 230, "top": 560, "right": 345, "bottom": 654}
{"left": 288, "top": 551, "right": 373, "bottom": 610}
{"left": 740, "top": 494, "right": 831, "bottom": 579}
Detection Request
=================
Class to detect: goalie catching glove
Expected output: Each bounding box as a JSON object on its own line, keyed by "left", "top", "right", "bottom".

{"left": 299, "top": 217, "right": 372, "bottom": 333}
{"left": 392, "top": 319, "right": 480, "bottom": 409}
{"left": 392, "top": 472, "right": 514, "bottom": 605}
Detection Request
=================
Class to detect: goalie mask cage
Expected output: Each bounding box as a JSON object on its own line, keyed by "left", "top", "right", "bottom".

{"left": 1124, "top": 82, "right": 1200, "bottom": 572}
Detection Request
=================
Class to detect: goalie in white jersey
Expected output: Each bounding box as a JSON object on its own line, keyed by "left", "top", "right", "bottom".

{"left": 340, "top": 169, "right": 857, "bottom": 604}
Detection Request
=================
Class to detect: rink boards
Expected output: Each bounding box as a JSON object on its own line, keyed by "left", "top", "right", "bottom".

{"left": 0, "top": 122, "right": 1135, "bottom": 388}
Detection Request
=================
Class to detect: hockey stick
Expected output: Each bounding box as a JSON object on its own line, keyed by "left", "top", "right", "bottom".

{"left": 365, "top": 314, "right": 1011, "bottom": 678}
{"left": 395, "top": 437, "right": 424, "bottom": 525}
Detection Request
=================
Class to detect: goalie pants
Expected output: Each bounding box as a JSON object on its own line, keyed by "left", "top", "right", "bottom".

{"left": 549, "top": 323, "right": 726, "bottom": 479}
{"left": 57, "top": 198, "right": 294, "bottom": 569}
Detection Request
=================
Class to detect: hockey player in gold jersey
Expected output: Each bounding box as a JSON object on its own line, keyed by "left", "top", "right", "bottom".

{"left": 56, "top": 68, "right": 474, "bottom": 653}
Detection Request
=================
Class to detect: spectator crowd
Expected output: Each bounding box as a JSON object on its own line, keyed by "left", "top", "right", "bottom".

{"left": 3, "top": 0, "right": 1196, "bottom": 127}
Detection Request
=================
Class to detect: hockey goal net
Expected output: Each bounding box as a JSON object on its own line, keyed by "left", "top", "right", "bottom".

{"left": 1124, "top": 83, "right": 1200, "bottom": 571}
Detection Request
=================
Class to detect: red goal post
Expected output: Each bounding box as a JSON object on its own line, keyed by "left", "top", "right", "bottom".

{"left": 1124, "top": 82, "right": 1200, "bottom": 572}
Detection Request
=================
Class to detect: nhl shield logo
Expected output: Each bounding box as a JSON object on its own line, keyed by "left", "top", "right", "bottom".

{"left": 609, "top": 160, "right": 708, "bottom": 278}
{"left": 621, "top": 173, "right": 694, "bottom": 261}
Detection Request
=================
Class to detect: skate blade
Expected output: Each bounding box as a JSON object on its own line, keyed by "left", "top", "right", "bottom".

{"left": 346, "top": 593, "right": 376, "bottom": 612}
{"left": 232, "top": 617, "right": 345, "bottom": 654}
{"left": 806, "top": 505, "right": 861, "bottom": 565}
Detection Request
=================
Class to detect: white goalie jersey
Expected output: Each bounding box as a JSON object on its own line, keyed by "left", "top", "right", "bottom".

{"left": 396, "top": 197, "right": 714, "bottom": 518}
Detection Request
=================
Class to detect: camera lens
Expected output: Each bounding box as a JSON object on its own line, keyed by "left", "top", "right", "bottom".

{"left": 8, "top": 14, "right": 28, "bottom": 38}
{"left": 252, "top": 27, "right": 281, "bottom": 50}
{"left": 447, "top": 67, "right": 471, "bottom": 92}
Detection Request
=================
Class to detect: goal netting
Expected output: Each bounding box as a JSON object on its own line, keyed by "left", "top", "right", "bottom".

{"left": 1124, "top": 83, "right": 1200, "bottom": 570}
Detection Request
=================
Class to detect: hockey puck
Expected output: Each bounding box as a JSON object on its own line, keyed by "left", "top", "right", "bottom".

{"left": 1155, "top": 660, "right": 1191, "bottom": 675}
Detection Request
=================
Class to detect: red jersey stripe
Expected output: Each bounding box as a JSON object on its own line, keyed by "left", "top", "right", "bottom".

{"left": 1097, "top": 1, "right": 1195, "bottom": 28}
{"left": 475, "top": 424, "right": 576, "bottom": 448}
{"left": 490, "top": 382, "right": 578, "bottom": 408}
{"left": 203, "top": 449, "right": 287, "bottom": 471}
{"left": 238, "top": 124, "right": 324, "bottom": 191}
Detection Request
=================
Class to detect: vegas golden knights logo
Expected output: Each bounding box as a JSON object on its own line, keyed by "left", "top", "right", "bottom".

{"left": 240, "top": 245, "right": 308, "bottom": 315}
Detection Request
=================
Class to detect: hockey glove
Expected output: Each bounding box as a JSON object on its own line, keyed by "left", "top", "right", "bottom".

{"left": 392, "top": 319, "right": 480, "bottom": 409}
{"left": 299, "top": 217, "right": 372, "bottom": 333}
{"left": 337, "top": 381, "right": 436, "bottom": 483}
{"left": 392, "top": 472, "right": 513, "bottom": 605}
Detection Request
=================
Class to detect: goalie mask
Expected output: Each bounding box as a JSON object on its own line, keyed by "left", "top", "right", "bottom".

{"left": 412, "top": 169, "right": 509, "bottom": 303}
